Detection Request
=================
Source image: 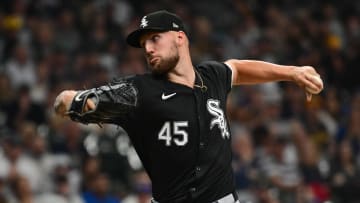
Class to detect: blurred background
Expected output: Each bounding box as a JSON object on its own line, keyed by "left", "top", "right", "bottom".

{"left": 0, "top": 0, "right": 359, "bottom": 203}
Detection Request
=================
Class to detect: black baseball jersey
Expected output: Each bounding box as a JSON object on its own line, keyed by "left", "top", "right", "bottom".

{"left": 69, "top": 61, "right": 234, "bottom": 203}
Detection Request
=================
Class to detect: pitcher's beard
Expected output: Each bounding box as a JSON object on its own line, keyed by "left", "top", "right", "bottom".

{"left": 149, "top": 44, "right": 179, "bottom": 76}
{"left": 150, "top": 55, "right": 179, "bottom": 75}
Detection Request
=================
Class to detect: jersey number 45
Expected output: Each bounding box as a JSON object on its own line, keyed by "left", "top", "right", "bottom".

{"left": 158, "top": 121, "right": 188, "bottom": 146}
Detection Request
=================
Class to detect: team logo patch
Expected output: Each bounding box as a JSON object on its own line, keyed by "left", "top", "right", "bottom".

{"left": 206, "top": 99, "right": 230, "bottom": 139}
{"left": 140, "top": 16, "right": 148, "bottom": 28}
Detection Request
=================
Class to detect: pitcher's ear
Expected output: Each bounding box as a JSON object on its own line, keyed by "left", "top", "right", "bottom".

{"left": 176, "top": 31, "right": 186, "bottom": 45}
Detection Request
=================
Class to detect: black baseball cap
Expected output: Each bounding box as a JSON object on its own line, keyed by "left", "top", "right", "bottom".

{"left": 126, "top": 10, "right": 186, "bottom": 48}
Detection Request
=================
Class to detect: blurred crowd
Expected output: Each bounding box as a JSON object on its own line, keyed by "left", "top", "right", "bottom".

{"left": 0, "top": 0, "right": 359, "bottom": 203}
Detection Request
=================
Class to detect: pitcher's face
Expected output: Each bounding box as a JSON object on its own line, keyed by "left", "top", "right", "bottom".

{"left": 140, "top": 31, "right": 180, "bottom": 75}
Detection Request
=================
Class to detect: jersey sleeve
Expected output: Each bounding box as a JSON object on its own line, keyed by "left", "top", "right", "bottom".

{"left": 197, "top": 61, "right": 233, "bottom": 93}
{"left": 68, "top": 76, "right": 138, "bottom": 125}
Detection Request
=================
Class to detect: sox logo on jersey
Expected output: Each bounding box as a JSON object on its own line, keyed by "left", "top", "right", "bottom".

{"left": 207, "top": 99, "right": 230, "bottom": 139}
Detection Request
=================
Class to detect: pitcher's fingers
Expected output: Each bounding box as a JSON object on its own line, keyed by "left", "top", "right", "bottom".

{"left": 306, "top": 92, "right": 312, "bottom": 102}
{"left": 302, "top": 77, "right": 319, "bottom": 92}
{"left": 306, "top": 74, "right": 323, "bottom": 90}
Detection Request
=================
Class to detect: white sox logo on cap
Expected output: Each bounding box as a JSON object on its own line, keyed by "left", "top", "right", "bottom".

{"left": 126, "top": 10, "right": 186, "bottom": 48}
{"left": 140, "top": 16, "right": 148, "bottom": 28}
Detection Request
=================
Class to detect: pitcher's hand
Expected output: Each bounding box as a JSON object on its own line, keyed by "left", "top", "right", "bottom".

{"left": 292, "top": 66, "right": 323, "bottom": 101}
{"left": 54, "top": 90, "right": 77, "bottom": 118}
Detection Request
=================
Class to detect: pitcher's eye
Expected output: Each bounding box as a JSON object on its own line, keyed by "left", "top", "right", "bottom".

{"left": 152, "top": 35, "right": 160, "bottom": 42}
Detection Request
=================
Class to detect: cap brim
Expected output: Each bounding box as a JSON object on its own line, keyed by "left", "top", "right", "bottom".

{"left": 126, "top": 28, "right": 167, "bottom": 48}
